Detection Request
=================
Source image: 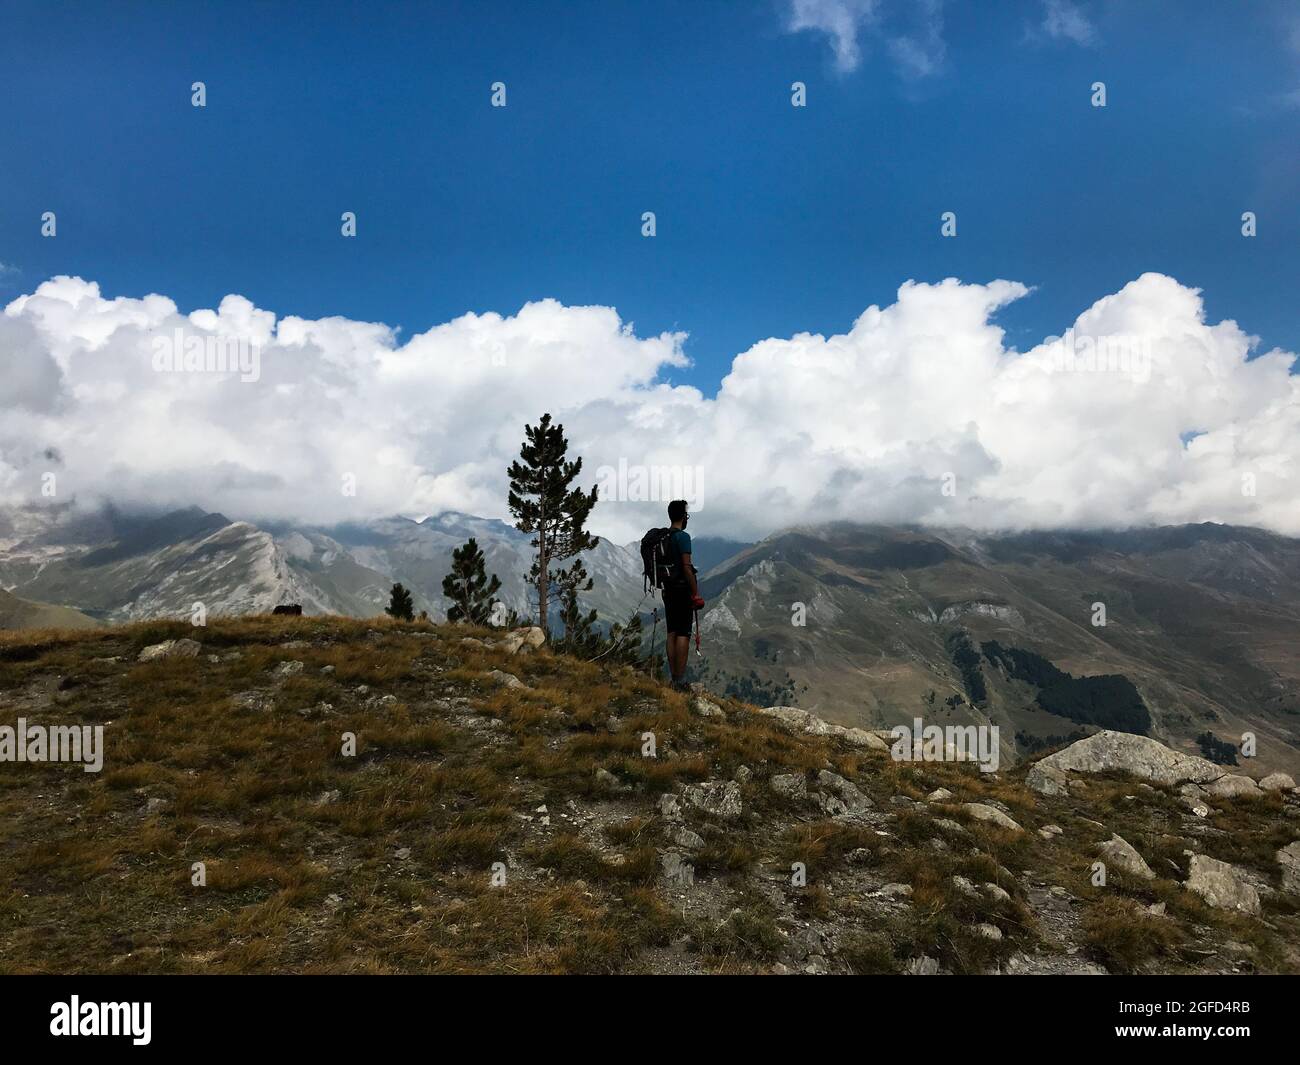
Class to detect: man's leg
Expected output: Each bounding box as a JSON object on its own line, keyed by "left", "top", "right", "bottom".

{"left": 667, "top": 633, "right": 686, "bottom": 684}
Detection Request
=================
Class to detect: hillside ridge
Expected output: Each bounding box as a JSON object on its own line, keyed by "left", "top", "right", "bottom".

{"left": 1, "top": 615, "right": 1298, "bottom": 975}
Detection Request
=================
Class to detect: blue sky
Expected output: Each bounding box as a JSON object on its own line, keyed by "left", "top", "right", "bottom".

{"left": 1, "top": 0, "right": 1298, "bottom": 395}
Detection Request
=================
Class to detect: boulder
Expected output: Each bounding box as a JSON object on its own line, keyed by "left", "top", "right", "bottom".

{"left": 1029, "top": 730, "right": 1223, "bottom": 788}
{"left": 1277, "top": 841, "right": 1300, "bottom": 894}
{"left": 660, "top": 852, "right": 695, "bottom": 891}
{"left": 1097, "top": 834, "right": 1155, "bottom": 880}
{"left": 137, "top": 638, "right": 202, "bottom": 663}
{"left": 769, "top": 773, "right": 808, "bottom": 801}
{"left": 487, "top": 669, "right": 525, "bottom": 689}
{"left": 657, "top": 793, "right": 683, "bottom": 823}
{"left": 689, "top": 695, "right": 725, "bottom": 719}
{"left": 959, "top": 802, "right": 1023, "bottom": 832}
{"left": 1184, "top": 854, "right": 1261, "bottom": 915}
{"left": 1260, "top": 772, "right": 1297, "bottom": 793}
{"left": 680, "top": 780, "right": 743, "bottom": 821}
{"left": 1203, "top": 774, "right": 1263, "bottom": 799}
{"left": 1026, "top": 761, "right": 1070, "bottom": 797}
{"left": 517, "top": 626, "right": 546, "bottom": 649}
{"left": 815, "top": 770, "right": 873, "bottom": 816}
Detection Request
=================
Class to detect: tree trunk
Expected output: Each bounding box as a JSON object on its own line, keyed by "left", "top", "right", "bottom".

{"left": 537, "top": 482, "right": 549, "bottom": 640}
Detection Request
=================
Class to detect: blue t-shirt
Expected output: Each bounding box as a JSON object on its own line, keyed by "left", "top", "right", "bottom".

{"left": 669, "top": 529, "right": 692, "bottom": 560}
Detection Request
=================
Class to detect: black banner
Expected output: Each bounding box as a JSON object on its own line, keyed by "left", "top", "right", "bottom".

{"left": 0, "top": 975, "right": 1288, "bottom": 1051}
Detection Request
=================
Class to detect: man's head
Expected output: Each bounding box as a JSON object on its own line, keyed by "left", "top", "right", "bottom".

{"left": 668, "top": 499, "right": 688, "bottom": 528}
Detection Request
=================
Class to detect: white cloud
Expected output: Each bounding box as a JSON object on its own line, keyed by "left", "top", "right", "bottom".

{"left": 784, "top": 0, "right": 945, "bottom": 79}
{"left": 1, "top": 272, "right": 1297, "bottom": 542}
{"left": 1039, "top": 0, "right": 1097, "bottom": 46}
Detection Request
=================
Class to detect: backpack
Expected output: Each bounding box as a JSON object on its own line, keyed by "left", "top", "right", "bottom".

{"left": 640, "top": 527, "right": 687, "bottom": 592}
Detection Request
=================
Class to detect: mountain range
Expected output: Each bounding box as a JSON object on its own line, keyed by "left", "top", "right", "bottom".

{"left": 2, "top": 502, "right": 1298, "bottom": 773}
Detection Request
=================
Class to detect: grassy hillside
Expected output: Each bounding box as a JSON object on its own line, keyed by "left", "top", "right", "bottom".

{"left": 0, "top": 588, "right": 99, "bottom": 632}
{"left": 0, "top": 616, "right": 1297, "bottom": 975}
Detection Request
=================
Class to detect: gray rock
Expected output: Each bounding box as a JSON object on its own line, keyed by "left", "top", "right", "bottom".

{"left": 1185, "top": 854, "right": 1261, "bottom": 915}
{"left": 983, "top": 882, "right": 1012, "bottom": 903}
{"left": 1038, "top": 823, "right": 1063, "bottom": 840}
{"left": 594, "top": 767, "right": 629, "bottom": 793}
{"left": 1204, "top": 774, "right": 1262, "bottom": 799}
{"left": 757, "top": 705, "right": 889, "bottom": 751}
{"left": 516, "top": 626, "right": 546, "bottom": 649}
{"left": 769, "top": 773, "right": 808, "bottom": 801}
{"left": 1276, "top": 841, "right": 1300, "bottom": 894}
{"left": 670, "top": 826, "right": 705, "bottom": 851}
{"left": 1097, "top": 834, "right": 1156, "bottom": 880}
{"left": 927, "top": 788, "right": 954, "bottom": 802}
{"left": 657, "top": 794, "right": 683, "bottom": 823}
{"left": 680, "top": 780, "right": 743, "bottom": 821}
{"left": 816, "top": 770, "right": 873, "bottom": 815}
{"left": 137, "top": 638, "right": 202, "bottom": 663}
{"left": 689, "top": 696, "right": 725, "bottom": 719}
{"left": 960, "top": 802, "right": 1023, "bottom": 832}
{"left": 487, "top": 669, "right": 525, "bottom": 689}
{"left": 660, "top": 851, "right": 695, "bottom": 891}
{"left": 1261, "top": 772, "right": 1297, "bottom": 793}
{"left": 1031, "top": 730, "right": 1224, "bottom": 788}
{"left": 1026, "top": 761, "right": 1070, "bottom": 797}
{"left": 904, "top": 955, "right": 940, "bottom": 975}
{"left": 273, "top": 660, "right": 304, "bottom": 677}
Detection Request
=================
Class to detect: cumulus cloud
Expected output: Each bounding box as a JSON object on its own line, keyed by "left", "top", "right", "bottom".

{"left": 1, "top": 272, "right": 1297, "bottom": 543}
{"left": 784, "top": 0, "right": 945, "bottom": 79}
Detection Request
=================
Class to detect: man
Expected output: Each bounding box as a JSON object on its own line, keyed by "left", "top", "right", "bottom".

{"left": 662, "top": 499, "right": 705, "bottom": 691}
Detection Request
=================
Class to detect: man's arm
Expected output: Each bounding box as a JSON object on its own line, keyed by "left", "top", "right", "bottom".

{"left": 681, "top": 552, "right": 700, "bottom": 598}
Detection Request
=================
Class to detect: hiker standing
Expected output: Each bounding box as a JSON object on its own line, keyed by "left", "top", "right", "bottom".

{"left": 661, "top": 499, "right": 704, "bottom": 691}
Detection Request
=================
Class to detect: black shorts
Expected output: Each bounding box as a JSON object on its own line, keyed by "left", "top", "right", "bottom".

{"left": 663, "top": 591, "right": 694, "bottom": 635}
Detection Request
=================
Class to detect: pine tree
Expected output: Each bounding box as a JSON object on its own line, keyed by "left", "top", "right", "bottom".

{"left": 441, "top": 538, "right": 502, "bottom": 625}
{"left": 506, "top": 413, "right": 598, "bottom": 639}
{"left": 385, "top": 582, "right": 415, "bottom": 622}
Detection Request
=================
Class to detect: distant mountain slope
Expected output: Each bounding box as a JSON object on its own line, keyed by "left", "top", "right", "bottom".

{"left": 692, "top": 523, "right": 1300, "bottom": 775}
{"left": 0, "top": 504, "right": 645, "bottom": 626}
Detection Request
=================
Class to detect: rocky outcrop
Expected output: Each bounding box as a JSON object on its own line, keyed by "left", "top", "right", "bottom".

{"left": 1027, "top": 731, "right": 1226, "bottom": 792}
{"left": 1184, "top": 854, "right": 1261, "bottom": 915}
{"left": 757, "top": 705, "right": 889, "bottom": 752}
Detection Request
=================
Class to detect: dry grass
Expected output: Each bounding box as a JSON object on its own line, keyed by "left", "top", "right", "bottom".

{"left": 1, "top": 614, "right": 1297, "bottom": 974}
